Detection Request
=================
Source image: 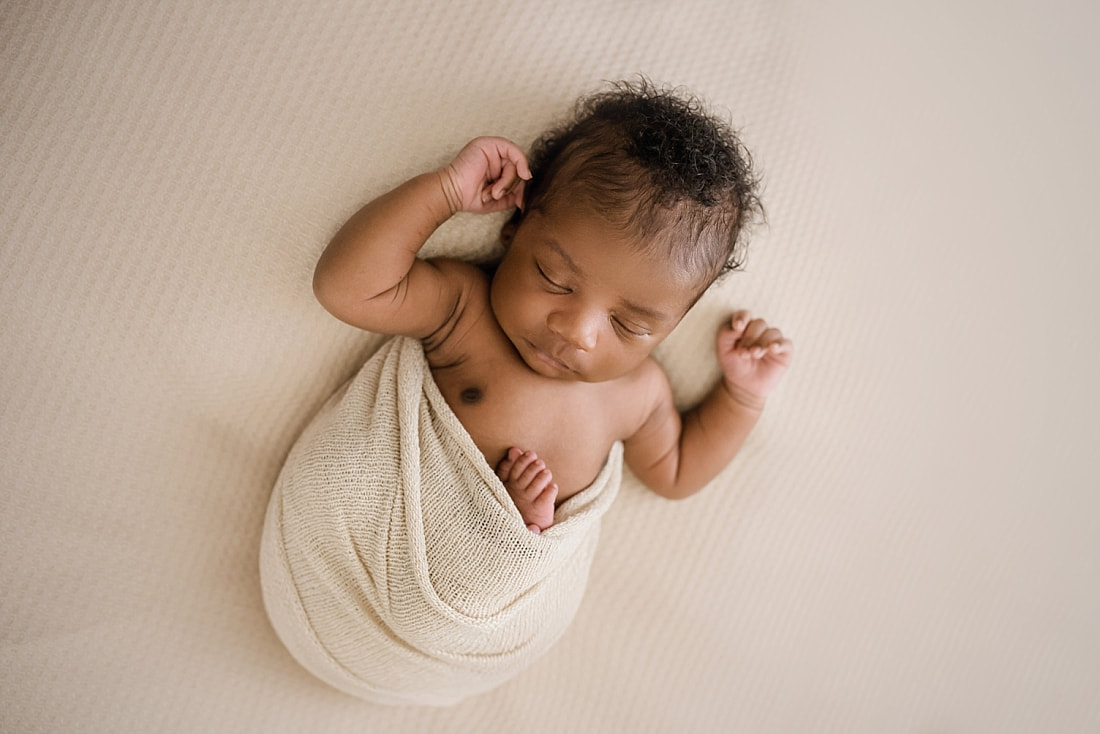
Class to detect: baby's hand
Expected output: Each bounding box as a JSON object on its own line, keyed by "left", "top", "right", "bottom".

{"left": 439, "top": 137, "right": 532, "bottom": 216}
{"left": 496, "top": 447, "right": 558, "bottom": 534}
{"left": 716, "top": 310, "right": 794, "bottom": 409}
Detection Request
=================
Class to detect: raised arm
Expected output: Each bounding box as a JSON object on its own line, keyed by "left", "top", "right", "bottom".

{"left": 624, "top": 311, "right": 793, "bottom": 499}
{"left": 312, "top": 137, "right": 531, "bottom": 337}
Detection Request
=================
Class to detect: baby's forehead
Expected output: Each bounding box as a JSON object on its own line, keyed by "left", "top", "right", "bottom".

{"left": 534, "top": 194, "right": 696, "bottom": 262}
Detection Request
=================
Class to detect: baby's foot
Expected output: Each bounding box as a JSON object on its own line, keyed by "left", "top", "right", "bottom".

{"left": 496, "top": 448, "right": 558, "bottom": 533}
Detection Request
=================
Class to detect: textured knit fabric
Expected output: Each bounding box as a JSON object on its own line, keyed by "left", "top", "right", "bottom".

{"left": 260, "top": 337, "right": 622, "bottom": 705}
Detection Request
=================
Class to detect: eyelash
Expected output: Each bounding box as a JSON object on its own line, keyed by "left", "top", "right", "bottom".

{"left": 536, "top": 263, "right": 571, "bottom": 294}
{"left": 612, "top": 318, "right": 647, "bottom": 338}
{"left": 536, "top": 261, "right": 649, "bottom": 338}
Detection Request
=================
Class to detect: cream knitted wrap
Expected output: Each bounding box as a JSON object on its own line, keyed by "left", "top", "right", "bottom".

{"left": 259, "top": 336, "right": 623, "bottom": 706}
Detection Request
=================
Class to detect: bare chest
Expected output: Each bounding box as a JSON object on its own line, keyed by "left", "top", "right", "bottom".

{"left": 427, "top": 332, "right": 621, "bottom": 501}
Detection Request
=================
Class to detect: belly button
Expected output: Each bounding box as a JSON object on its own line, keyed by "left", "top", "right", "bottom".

{"left": 460, "top": 387, "right": 483, "bottom": 404}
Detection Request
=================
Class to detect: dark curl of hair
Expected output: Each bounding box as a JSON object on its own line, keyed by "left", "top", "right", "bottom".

{"left": 517, "top": 79, "right": 764, "bottom": 289}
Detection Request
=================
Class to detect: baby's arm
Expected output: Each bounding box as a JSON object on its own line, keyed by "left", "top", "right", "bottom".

{"left": 624, "top": 311, "right": 793, "bottom": 500}
{"left": 496, "top": 448, "right": 558, "bottom": 533}
{"left": 312, "top": 137, "right": 530, "bottom": 337}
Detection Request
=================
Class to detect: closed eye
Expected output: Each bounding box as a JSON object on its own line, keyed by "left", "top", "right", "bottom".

{"left": 612, "top": 316, "right": 649, "bottom": 338}
{"left": 536, "top": 263, "right": 571, "bottom": 294}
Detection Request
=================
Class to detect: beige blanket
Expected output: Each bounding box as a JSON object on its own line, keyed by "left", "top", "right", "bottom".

{"left": 259, "top": 336, "right": 623, "bottom": 705}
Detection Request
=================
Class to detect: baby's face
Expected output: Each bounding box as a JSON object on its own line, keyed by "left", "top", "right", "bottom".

{"left": 490, "top": 205, "right": 696, "bottom": 383}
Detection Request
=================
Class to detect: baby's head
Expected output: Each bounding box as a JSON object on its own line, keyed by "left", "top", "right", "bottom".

{"left": 514, "top": 79, "right": 763, "bottom": 292}
{"left": 492, "top": 80, "right": 763, "bottom": 382}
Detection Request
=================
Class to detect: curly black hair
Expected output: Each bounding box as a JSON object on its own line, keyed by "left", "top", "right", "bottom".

{"left": 517, "top": 79, "right": 764, "bottom": 289}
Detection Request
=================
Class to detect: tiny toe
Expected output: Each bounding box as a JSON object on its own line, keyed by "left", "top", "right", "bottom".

{"left": 508, "top": 452, "right": 536, "bottom": 480}
{"left": 527, "top": 523, "right": 541, "bottom": 534}
{"left": 524, "top": 473, "right": 551, "bottom": 499}
{"left": 518, "top": 461, "right": 545, "bottom": 486}
{"left": 532, "top": 483, "right": 559, "bottom": 515}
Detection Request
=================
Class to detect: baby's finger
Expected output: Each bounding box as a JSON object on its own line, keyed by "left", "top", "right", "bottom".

{"left": 491, "top": 160, "right": 518, "bottom": 200}
{"left": 748, "top": 326, "right": 785, "bottom": 349}
{"left": 717, "top": 310, "right": 751, "bottom": 351}
{"left": 766, "top": 338, "right": 795, "bottom": 358}
{"left": 738, "top": 318, "right": 769, "bottom": 348}
{"left": 515, "top": 150, "right": 532, "bottom": 180}
{"left": 749, "top": 330, "right": 782, "bottom": 359}
{"left": 729, "top": 310, "right": 752, "bottom": 334}
{"left": 496, "top": 139, "right": 532, "bottom": 180}
{"left": 511, "top": 179, "right": 527, "bottom": 210}
{"left": 498, "top": 169, "right": 527, "bottom": 204}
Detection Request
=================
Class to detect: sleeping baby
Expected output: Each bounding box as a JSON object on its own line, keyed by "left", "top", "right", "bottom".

{"left": 260, "top": 80, "right": 792, "bottom": 705}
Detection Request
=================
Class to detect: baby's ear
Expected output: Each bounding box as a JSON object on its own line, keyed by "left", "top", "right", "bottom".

{"left": 500, "top": 220, "right": 518, "bottom": 248}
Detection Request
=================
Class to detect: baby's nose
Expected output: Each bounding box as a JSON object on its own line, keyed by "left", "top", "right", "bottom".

{"left": 548, "top": 308, "right": 598, "bottom": 351}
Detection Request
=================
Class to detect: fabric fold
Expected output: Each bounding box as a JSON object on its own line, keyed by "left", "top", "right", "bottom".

{"left": 260, "top": 337, "right": 622, "bottom": 705}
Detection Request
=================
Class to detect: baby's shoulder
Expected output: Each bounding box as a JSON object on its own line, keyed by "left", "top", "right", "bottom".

{"left": 604, "top": 357, "right": 673, "bottom": 434}
{"left": 620, "top": 356, "right": 671, "bottom": 392}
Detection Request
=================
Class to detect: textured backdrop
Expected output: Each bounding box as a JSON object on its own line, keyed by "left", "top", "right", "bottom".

{"left": 2, "top": 0, "right": 1098, "bottom": 731}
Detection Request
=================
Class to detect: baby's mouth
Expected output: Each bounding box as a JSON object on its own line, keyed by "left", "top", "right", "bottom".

{"left": 526, "top": 339, "right": 574, "bottom": 374}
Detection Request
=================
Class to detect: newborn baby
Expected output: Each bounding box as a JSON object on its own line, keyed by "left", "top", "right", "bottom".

{"left": 262, "top": 79, "right": 793, "bottom": 706}
{"left": 313, "top": 81, "right": 792, "bottom": 532}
